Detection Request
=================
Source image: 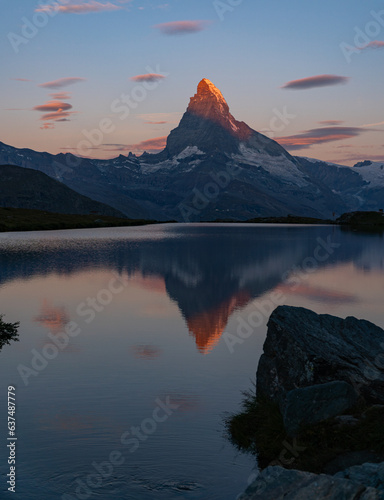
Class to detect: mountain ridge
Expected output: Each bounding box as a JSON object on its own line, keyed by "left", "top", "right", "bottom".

{"left": 0, "top": 164, "right": 126, "bottom": 217}
{"left": 1, "top": 79, "right": 383, "bottom": 220}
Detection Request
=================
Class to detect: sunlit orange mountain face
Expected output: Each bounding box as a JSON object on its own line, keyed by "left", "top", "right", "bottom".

{"left": 185, "top": 290, "right": 252, "bottom": 354}
{"left": 186, "top": 78, "right": 253, "bottom": 141}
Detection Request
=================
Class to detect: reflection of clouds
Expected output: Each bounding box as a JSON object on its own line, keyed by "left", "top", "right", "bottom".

{"left": 131, "top": 344, "right": 162, "bottom": 360}
{"left": 38, "top": 410, "right": 106, "bottom": 432}
{"left": 157, "top": 393, "right": 201, "bottom": 412}
{"left": 276, "top": 283, "right": 357, "bottom": 304}
{"left": 142, "top": 304, "right": 173, "bottom": 317}
{"left": 34, "top": 299, "right": 70, "bottom": 334}
{"left": 130, "top": 273, "right": 166, "bottom": 293}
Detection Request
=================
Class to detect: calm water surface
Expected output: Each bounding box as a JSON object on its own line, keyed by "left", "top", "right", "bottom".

{"left": 0, "top": 224, "right": 383, "bottom": 499}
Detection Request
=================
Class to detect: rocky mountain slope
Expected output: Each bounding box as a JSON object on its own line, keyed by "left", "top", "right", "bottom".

{"left": 1, "top": 79, "right": 383, "bottom": 220}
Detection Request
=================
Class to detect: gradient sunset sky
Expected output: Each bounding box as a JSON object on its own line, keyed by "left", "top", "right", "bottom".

{"left": 1, "top": 0, "right": 383, "bottom": 165}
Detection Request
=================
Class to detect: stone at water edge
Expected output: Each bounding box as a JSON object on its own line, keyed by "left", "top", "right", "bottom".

{"left": 256, "top": 306, "right": 384, "bottom": 407}
{"left": 238, "top": 465, "right": 384, "bottom": 499}
{"left": 335, "top": 462, "right": 384, "bottom": 491}
{"left": 281, "top": 380, "right": 358, "bottom": 436}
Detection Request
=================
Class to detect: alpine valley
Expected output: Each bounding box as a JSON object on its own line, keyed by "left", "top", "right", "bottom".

{"left": 1, "top": 79, "right": 383, "bottom": 221}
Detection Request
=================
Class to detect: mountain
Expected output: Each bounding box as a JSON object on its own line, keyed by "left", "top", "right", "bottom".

{"left": 298, "top": 158, "right": 384, "bottom": 212}
{"left": 0, "top": 79, "right": 383, "bottom": 220}
{"left": 0, "top": 164, "right": 125, "bottom": 217}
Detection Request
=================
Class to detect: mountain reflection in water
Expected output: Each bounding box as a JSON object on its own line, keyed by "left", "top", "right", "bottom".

{"left": 0, "top": 224, "right": 383, "bottom": 355}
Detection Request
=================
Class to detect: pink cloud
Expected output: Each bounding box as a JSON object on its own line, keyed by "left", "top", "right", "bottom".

{"left": 277, "top": 126, "right": 367, "bottom": 150}
{"left": 50, "top": 92, "right": 71, "bottom": 100}
{"left": 11, "top": 78, "right": 33, "bottom": 82}
{"left": 281, "top": 74, "right": 350, "bottom": 90}
{"left": 36, "top": 2, "right": 123, "bottom": 14}
{"left": 318, "top": 120, "right": 344, "bottom": 126}
{"left": 130, "top": 73, "right": 166, "bottom": 82}
{"left": 33, "top": 100, "right": 72, "bottom": 113}
{"left": 128, "top": 136, "right": 167, "bottom": 153}
{"left": 41, "top": 110, "right": 75, "bottom": 121}
{"left": 39, "top": 77, "right": 86, "bottom": 89}
{"left": 154, "top": 20, "right": 210, "bottom": 35}
{"left": 360, "top": 40, "right": 384, "bottom": 50}
{"left": 40, "top": 123, "right": 55, "bottom": 130}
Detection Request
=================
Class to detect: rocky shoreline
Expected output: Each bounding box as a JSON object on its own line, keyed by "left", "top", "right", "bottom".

{"left": 232, "top": 306, "right": 384, "bottom": 499}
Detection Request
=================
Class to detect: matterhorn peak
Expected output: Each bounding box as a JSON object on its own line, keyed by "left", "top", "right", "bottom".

{"left": 188, "top": 78, "right": 230, "bottom": 118}
{"left": 164, "top": 78, "right": 265, "bottom": 156}
{"left": 196, "top": 78, "right": 227, "bottom": 103}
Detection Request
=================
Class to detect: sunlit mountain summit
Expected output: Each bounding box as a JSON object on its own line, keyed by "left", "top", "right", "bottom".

{"left": 1, "top": 79, "right": 384, "bottom": 221}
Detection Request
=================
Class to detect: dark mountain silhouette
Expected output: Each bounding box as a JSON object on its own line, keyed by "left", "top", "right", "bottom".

{"left": 0, "top": 164, "right": 125, "bottom": 217}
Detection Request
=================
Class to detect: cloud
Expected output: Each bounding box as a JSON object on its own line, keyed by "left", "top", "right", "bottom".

{"left": 144, "top": 121, "right": 167, "bottom": 124}
{"left": 100, "top": 143, "right": 130, "bottom": 152}
{"left": 40, "top": 123, "right": 55, "bottom": 130}
{"left": 36, "top": 1, "right": 124, "bottom": 14}
{"left": 276, "top": 284, "right": 356, "bottom": 304}
{"left": 39, "top": 77, "right": 86, "bottom": 89}
{"left": 281, "top": 74, "right": 350, "bottom": 90}
{"left": 361, "top": 120, "right": 384, "bottom": 128}
{"left": 318, "top": 120, "right": 344, "bottom": 126}
{"left": 337, "top": 153, "right": 384, "bottom": 163}
{"left": 128, "top": 136, "right": 167, "bottom": 152}
{"left": 131, "top": 344, "right": 162, "bottom": 360}
{"left": 41, "top": 110, "right": 75, "bottom": 121}
{"left": 137, "top": 112, "right": 181, "bottom": 124}
{"left": 154, "top": 20, "right": 210, "bottom": 35}
{"left": 360, "top": 40, "right": 384, "bottom": 50}
{"left": 130, "top": 73, "right": 166, "bottom": 83}
{"left": 33, "top": 100, "right": 72, "bottom": 113}
{"left": 277, "top": 126, "right": 368, "bottom": 151}
{"left": 50, "top": 92, "right": 71, "bottom": 100}
{"left": 11, "top": 78, "right": 33, "bottom": 82}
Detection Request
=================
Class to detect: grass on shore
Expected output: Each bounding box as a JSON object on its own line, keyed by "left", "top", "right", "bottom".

{"left": 0, "top": 314, "right": 19, "bottom": 350}
{"left": 226, "top": 389, "right": 384, "bottom": 474}
{"left": 0, "top": 207, "right": 158, "bottom": 232}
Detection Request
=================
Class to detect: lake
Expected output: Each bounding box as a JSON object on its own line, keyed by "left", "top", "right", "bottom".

{"left": 0, "top": 223, "right": 383, "bottom": 499}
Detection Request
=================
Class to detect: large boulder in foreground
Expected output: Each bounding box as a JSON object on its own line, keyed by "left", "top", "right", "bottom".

{"left": 257, "top": 306, "right": 384, "bottom": 407}
{"left": 238, "top": 465, "right": 384, "bottom": 499}
{"left": 335, "top": 462, "right": 384, "bottom": 491}
{"left": 281, "top": 380, "right": 358, "bottom": 436}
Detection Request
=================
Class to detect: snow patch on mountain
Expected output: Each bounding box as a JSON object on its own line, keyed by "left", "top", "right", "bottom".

{"left": 139, "top": 147, "right": 204, "bottom": 174}
{"left": 235, "top": 145, "right": 309, "bottom": 187}
{"left": 176, "top": 146, "right": 204, "bottom": 160}
{"left": 299, "top": 157, "right": 349, "bottom": 169}
{"left": 354, "top": 161, "right": 384, "bottom": 188}
{"left": 300, "top": 156, "right": 384, "bottom": 188}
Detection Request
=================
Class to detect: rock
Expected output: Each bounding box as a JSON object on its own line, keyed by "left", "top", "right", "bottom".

{"left": 324, "top": 451, "right": 384, "bottom": 475}
{"left": 281, "top": 381, "right": 358, "bottom": 436}
{"left": 238, "top": 465, "right": 384, "bottom": 499}
{"left": 257, "top": 306, "right": 384, "bottom": 407}
{"left": 335, "top": 462, "right": 384, "bottom": 491}
{"left": 333, "top": 415, "right": 360, "bottom": 427}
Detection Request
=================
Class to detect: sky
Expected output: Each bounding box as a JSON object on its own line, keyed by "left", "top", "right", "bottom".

{"left": 1, "top": 0, "right": 383, "bottom": 165}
